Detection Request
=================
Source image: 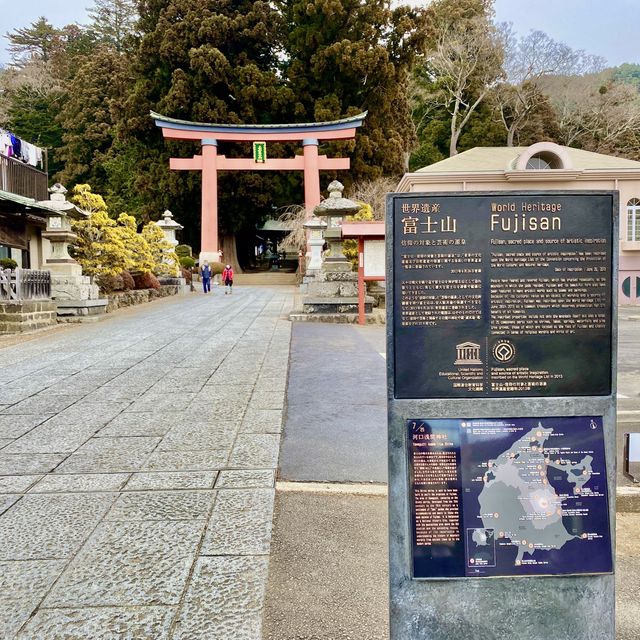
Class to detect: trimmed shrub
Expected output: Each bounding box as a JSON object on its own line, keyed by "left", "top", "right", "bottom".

{"left": 0, "top": 258, "right": 18, "bottom": 270}
{"left": 133, "top": 272, "right": 161, "bottom": 290}
{"left": 176, "top": 244, "right": 192, "bottom": 258}
{"left": 97, "top": 273, "right": 125, "bottom": 293}
{"left": 211, "top": 261, "right": 224, "bottom": 275}
{"left": 180, "top": 256, "right": 195, "bottom": 269}
{"left": 121, "top": 270, "right": 135, "bottom": 290}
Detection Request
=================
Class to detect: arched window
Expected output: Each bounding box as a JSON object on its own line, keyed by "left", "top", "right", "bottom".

{"left": 627, "top": 198, "right": 640, "bottom": 241}
{"left": 514, "top": 143, "right": 572, "bottom": 171}
{"left": 525, "top": 152, "right": 562, "bottom": 170}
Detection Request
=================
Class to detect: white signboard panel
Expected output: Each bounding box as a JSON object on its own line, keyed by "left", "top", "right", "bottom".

{"left": 364, "top": 239, "right": 385, "bottom": 278}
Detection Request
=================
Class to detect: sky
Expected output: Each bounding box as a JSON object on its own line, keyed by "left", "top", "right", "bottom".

{"left": 0, "top": 0, "right": 638, "bottom": 67}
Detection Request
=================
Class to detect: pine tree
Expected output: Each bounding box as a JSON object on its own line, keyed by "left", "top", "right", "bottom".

{"left": 6, "top": 17, "right": 63, "bottom": 65}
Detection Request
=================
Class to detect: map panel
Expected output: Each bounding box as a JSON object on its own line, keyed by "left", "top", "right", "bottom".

{"left": 409, "top": 416, "right": 612, "bottom": 579}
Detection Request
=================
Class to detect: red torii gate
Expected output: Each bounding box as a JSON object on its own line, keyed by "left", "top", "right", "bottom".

{"left": 152, "top": 111, "right": 367, "bottom": 263}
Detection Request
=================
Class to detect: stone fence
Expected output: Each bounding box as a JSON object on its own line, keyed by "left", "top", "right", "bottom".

{"left": 104, "top": 284, "right": 186, "bottom": 313}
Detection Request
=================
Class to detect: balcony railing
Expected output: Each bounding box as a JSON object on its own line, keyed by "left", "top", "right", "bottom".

{"left": 0, "top": 269, "right": 51, "bottom": 301}
{"left": 0, "top": 153, "right": 48, "bottom": 201}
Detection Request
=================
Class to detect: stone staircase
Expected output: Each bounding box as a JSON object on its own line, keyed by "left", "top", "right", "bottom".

{"left": 233, "top": 272, "right": 297, "bottom": 286}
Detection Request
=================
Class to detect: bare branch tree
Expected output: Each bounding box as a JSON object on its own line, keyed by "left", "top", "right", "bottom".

{"left": 495, "top": 26, "right": 606, "bottom": 146}
{"left": 547, "top": 75, "right": 640, "bottom": 155}
{"left": 415, "top": 13, "right": 504, "bottom": 156}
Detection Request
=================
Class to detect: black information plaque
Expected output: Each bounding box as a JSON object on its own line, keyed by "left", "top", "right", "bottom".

{"left": 392, "top": 192, "right": 614, "bottom": 399}
{"left": 408, "top": 417, "right": 612, "bottom": 579}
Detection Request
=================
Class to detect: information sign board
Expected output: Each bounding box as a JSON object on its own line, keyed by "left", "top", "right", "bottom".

{"left": 392, "top": 193, "right": 614, "bottom": 398}
{"left": 408, "top": 416, "right": 612, "bottom": 579}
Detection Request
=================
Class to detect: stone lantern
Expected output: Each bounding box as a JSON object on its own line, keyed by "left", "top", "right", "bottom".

{"left": 303, "top": 215, "right": 327, "bottom": 271}
{"left": 155, "top": 209, "right": 183, "bottom": 248}
{"left": 313, "top": 180, "right": 360, "bottom": 270}
{"left": 41, "top": 184, "right": 83, "bottom": 277}
{"left": 294, "top": 180, "right": 374, "bottom": 320}
{"left": 38, "top": 184, "right": 107, "bottom": 321}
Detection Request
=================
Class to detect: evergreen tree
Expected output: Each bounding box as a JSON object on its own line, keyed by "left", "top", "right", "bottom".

{"left": 279, "top": 0, "right": 427, "bottom": 180}
{"left": 111, "top": 0, "right": 296, "bottom": 258}
{"left": 6, "top": 17, "right": 64, "bottom": 65}
{"left": 56, "top": 48, "right": 133, "bottom": 188}
{"left": 88, "top": 0, "right": 139, "bottom": 53}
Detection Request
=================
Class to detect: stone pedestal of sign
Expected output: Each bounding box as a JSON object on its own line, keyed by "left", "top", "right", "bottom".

{"left": 39, "top": 184, "right": 107, "bottom": 321}
{"left": 387, "top": 191, "right": 617, "bottom": 640}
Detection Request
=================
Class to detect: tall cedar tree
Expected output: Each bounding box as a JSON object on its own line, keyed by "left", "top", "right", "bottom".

{"left": 279, "top": 0, "right": 427, "bottom": 181}
{"left": 56, "top": 48, "right": 133, "bottom": 189}
{"left": 113, "top": 0, "right": 297, "bottom": 259}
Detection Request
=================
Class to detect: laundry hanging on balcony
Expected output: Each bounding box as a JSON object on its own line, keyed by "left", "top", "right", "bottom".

{"left": 0, "top": 128, "right": 44, "bottom": 169}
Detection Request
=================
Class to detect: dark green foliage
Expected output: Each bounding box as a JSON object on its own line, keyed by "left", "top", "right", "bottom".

{"left": 4, "top": 85, "right": 66, "bottom": 176}
{"left": 6, "top": 17, "right": 63, "bottom": 65}
{"left": 179, "top": 256, "right": 195, "bottom": 268}
{"left": 0, "top": 258, "right": 18, "bottom": 269}
{"left": 280, "top": 0, "right": 427, "bottom": 183}
{"left": 175, "top": 244, "right": 192, "bottom": 258}
{"left": 614, "top": 63, "right": 640, "bottom": 91}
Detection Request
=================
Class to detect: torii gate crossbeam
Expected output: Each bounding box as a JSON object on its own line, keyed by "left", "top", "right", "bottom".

{"left": 152, "top": 111, "right": 367, "bottom": 263}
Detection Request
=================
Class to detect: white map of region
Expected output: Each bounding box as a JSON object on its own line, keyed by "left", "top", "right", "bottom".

{"left": 478, "top": 424, "right": 593, "bottom": 564}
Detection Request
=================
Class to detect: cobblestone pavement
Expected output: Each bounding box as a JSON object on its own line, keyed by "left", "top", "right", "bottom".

{"left": 0, "top": 287, "right": 294, "bottom": 639}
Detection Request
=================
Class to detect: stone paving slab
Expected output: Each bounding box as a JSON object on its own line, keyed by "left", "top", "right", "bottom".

{"left": 0, "top": 414, "right": 51, "bottom": 439}
{"left": 0, "top": 288, "right": 294, "bottom": 638}
{"left": 2, "top": 422, "right": 102, "bottom": 454}
{"left": 0, "top": 560, "right": 67, "bottom": 638}
{"left": 241, "top": 409, "right": 284, "bottom": 434}
{"left": 171, "top": 556, "right": 269, "bottom": 640}
{"left": 44, "top": 520, "right": 205, "bottom": 607}
{"left": 97, "top": 411, "right": 181, "bottom": 438}
{"left": 0, "top": 453, "right": 67, "bottom": 475}
{"left": 142, "top": 449, "right": 229, "bottom": 471}
{"left": 55, "top": 436, "right": 161, "bottom": 474}
{"left": 158, "top": 423, "right": 237, "bottom": 452}
{"left": 0, "top": 493, "right": 20, "bottom": 515}
{"left": 106, "top": 490, "right": 215, "bottom": 521}
{"left": 18, "top": 606, "right": 176, "bottom": 640}
{"left": 0, "top": 492, "right": 116, "bottom": 560}
{"left": 125, "top": 471, "right": 217, "bottom": 491}
{"left": 201, "top": 488, "right": 275, "bottom": 556}
{"left": 229, "top": 434, "right": 281, "bottom": 468}
{"left": 216, "top": 470, "right": 276, "bottom": 489}
{"left": 30, "top": 473, "right": 130, "bottom": 493}
{"left": 0, "top": 474, "right": 42, "bottom": 493}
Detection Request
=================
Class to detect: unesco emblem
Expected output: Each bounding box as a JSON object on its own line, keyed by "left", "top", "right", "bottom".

{"left": 492, "top": 340, "right": 516, "bottom": 364}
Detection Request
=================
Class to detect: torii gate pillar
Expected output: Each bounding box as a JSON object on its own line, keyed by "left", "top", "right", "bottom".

{"left": 152, "top": 111, "right": 367, "bottom": 265}
{"left": 200, "top": 139, "right": 219, "bottom": 263}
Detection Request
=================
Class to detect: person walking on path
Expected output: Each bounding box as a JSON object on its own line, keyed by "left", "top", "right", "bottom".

{"left": 201, "top": 260, "right": 212, "bottom": 294}
{"left": 222, "top": 264, "right": 234, "bottom": 294}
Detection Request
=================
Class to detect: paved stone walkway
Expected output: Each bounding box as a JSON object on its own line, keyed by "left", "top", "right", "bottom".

{"left": 0, "top": 287, "right": 294, "bottom": 639}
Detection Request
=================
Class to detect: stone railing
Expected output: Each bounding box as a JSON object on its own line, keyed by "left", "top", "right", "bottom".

{"left": 0, "top": 269, "right": 51, "bottom": 301}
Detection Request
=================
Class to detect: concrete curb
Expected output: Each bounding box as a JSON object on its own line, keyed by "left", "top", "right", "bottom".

{"left": 276, "top": 481, "right": 640, "bottom": 512}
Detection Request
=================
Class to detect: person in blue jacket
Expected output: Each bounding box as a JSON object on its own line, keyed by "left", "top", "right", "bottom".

{"left": 200, "top": 261, "right": 212, "bottom": 294}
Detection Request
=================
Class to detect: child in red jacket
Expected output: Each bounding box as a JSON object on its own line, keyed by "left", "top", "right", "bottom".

{"left": 222, "top": 264, "right": 234, "bottom": 294}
